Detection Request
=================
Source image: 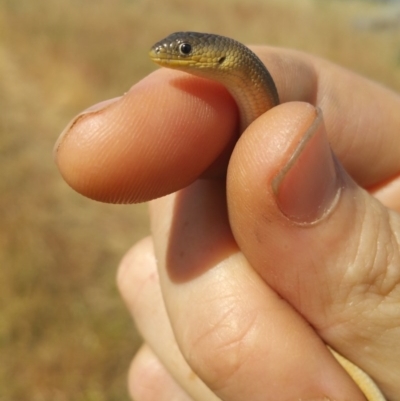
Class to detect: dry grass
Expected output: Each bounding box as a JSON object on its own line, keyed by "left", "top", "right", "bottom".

{"left": 1, "top": 0, "right": 399, "bottom": 399}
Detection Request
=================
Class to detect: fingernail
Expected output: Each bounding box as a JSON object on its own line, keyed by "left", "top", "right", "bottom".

{"left": 272, "top": 107, "right": 341, "bottom": 224}
{"left": 53, "top": 97, "right": 121, "bottom": 155}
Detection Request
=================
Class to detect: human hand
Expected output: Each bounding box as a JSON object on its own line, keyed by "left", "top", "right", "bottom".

{"left": 55, "top": 47, "right": 400, "bottom": 400}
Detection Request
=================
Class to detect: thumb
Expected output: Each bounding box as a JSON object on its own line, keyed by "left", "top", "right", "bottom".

{"left": 227, "top": 102, "right": 400, "bottom": 400}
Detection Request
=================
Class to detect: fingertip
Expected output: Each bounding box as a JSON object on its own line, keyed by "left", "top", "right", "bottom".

{"left": 53, "top": 97, "right": 122, "bottom": 159}
{"left": 55, "top": 69, "right": 237, "bottom": 204}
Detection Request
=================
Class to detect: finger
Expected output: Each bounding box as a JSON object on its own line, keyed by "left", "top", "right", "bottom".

{"left": 255, "top": 46, "right": 400, "bottom": 191}
{"left": 55, "top": 69, "right": 237, "bottom": 203}
{"left": 55, "top": 47, "right": 400, "bottom": 204}
{"left": 129, "top": 345, "right": 194, "bottom": 401}
{"left": 227, "top": 101, "right": 400, "bottom": 399}
{"left": 149, "top": 182, "right": 367, "bottom": 401}
{"left": 117, "top": 237, "right": 221, "bottom": 401}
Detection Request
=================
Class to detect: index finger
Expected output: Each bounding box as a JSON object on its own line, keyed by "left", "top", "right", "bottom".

{"left": 54, "top": 46, "right": 400, "bottom": 203}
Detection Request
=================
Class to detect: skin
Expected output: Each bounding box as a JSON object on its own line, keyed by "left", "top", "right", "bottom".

{"left": 148, "top": 32, "right": 387, "bottom": 400}
{"left": 55, "top": 46, "right": 400, "bottom": 401}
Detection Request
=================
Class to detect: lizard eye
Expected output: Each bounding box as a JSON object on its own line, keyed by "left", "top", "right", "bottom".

{"left": 179, "top": 43, "right": 192, "bottom": 55}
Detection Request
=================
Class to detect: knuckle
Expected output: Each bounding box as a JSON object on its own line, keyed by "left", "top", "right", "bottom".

{"left": 116, "top": 236, "right": 157, "bottom": 316}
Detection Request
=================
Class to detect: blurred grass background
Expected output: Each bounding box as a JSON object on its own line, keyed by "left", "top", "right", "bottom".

{"left": 1, "top": 0, "right": 400, "bottom": 399}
